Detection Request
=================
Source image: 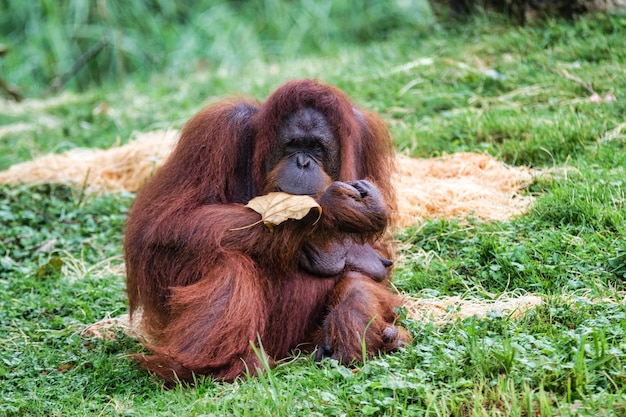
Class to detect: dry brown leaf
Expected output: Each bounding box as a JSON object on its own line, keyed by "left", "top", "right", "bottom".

{"left": 244, "top": 192, "right": 321, "bottom": 231}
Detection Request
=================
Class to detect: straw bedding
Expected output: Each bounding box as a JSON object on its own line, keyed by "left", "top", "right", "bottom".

{"left": 402, "top": 294, "right": 542, "bottom": 325}
{"left": 82, "top": 294, "right": 542, "bottom": 342}
{"left": 0, "top": 130, "right": 536, "bottom": 226}
{"left": 0, "top": 130, "right": 179, "bottom": 194}
{"left": 393, "top": 152, "right": 534, "bottom": 225}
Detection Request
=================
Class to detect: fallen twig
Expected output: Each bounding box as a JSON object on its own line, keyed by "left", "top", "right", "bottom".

{"left": 536, "top": 63, "right": 596, "bottom": 96}
{"left": 48, "top": 37, "right": 109, "bottom": 94}
{"left": 0, "top": 44, "right": 23, "bottom": 101}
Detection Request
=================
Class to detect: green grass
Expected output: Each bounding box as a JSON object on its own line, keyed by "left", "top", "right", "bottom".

{"left": 1, "top": 3, "right": 626, "bottom": 416}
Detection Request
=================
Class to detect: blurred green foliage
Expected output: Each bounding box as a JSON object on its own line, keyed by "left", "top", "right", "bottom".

{"left": 0, "top": 0, "right": 431, "bottom": 95}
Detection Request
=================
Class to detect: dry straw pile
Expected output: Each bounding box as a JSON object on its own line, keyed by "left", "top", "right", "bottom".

{"left": 81, "top": 293, "right": 543, "bottom": 342}
{"left": 393, "top": 152, "right": 534, "bottom": 225}
{"left": 0, "top": 130, "right": 535, "bottom": 226}
{"left": 402, "top": 294, "right": 542, "bottom": 325}
{"left": 0, "top": 130, "right": 179, "bottom": 194}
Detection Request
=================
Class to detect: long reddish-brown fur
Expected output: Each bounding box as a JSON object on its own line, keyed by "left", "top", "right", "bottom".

{"left": 124, "top": 79, "right": 409, "bottom": 383}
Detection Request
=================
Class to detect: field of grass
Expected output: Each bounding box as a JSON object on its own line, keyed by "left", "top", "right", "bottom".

{"left": 1, "top": 2, "right": 626, "bottom": 416}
